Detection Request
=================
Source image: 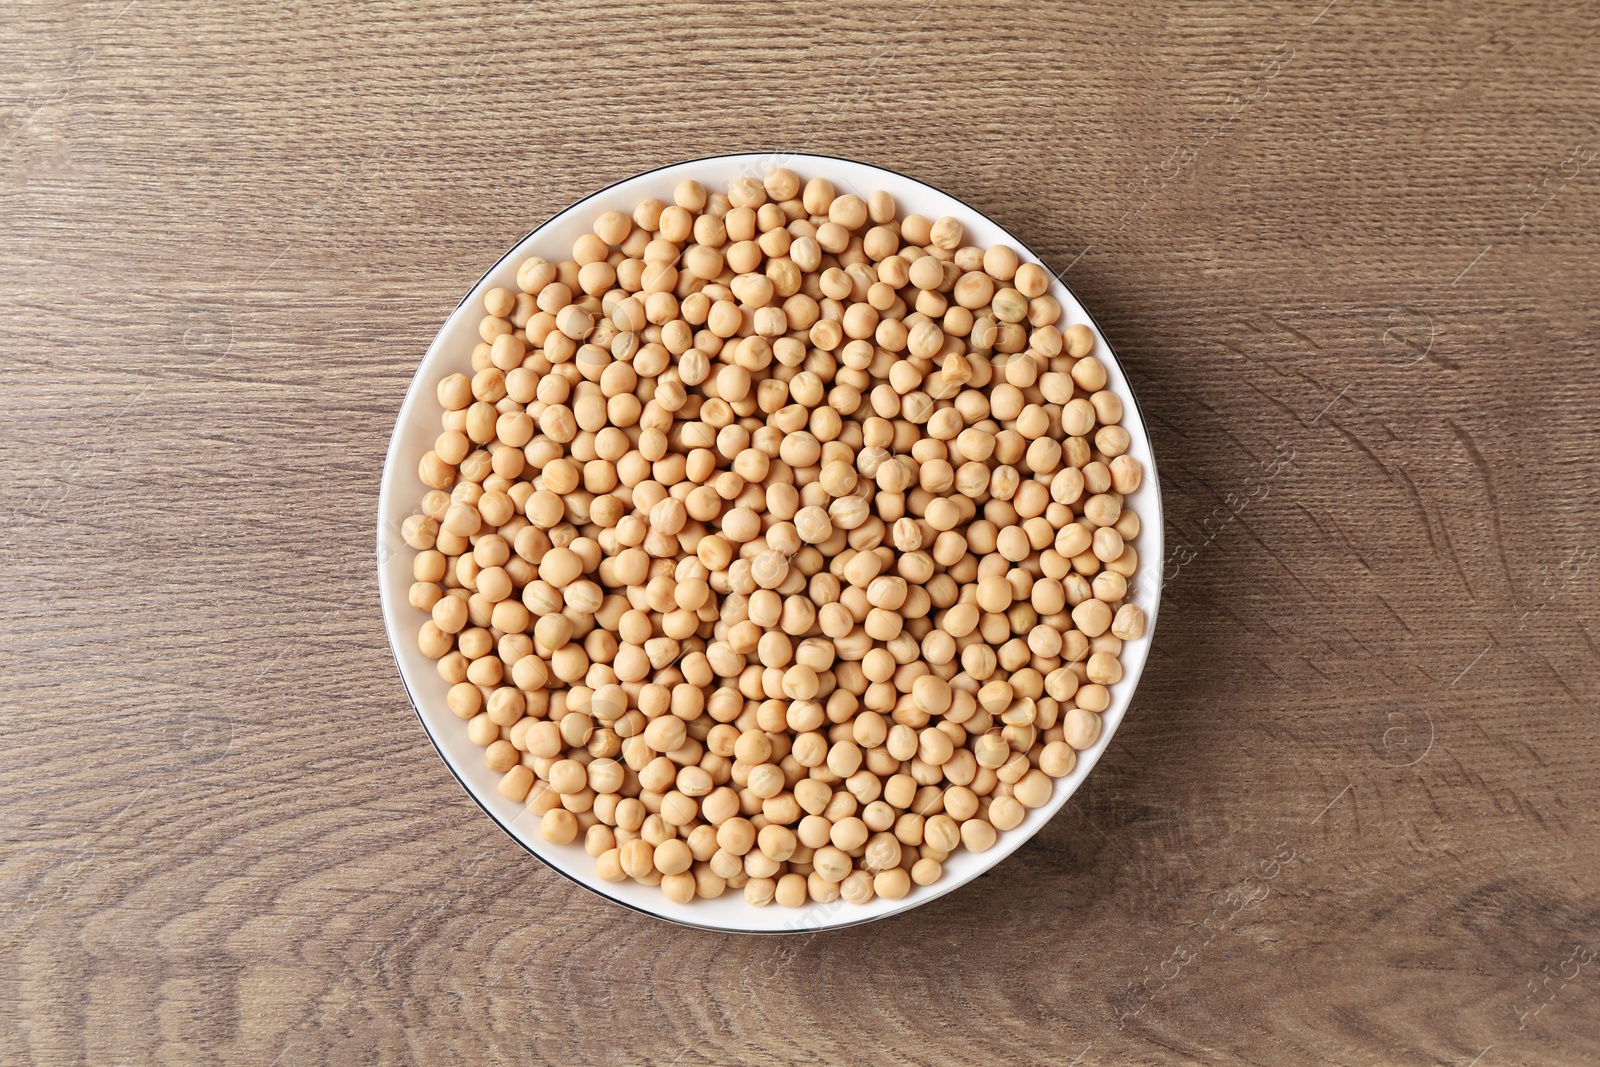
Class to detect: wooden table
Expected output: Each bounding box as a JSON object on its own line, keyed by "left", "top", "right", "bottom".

{"left": 5, "top": 1, "right": 1598, "bottom": 1063}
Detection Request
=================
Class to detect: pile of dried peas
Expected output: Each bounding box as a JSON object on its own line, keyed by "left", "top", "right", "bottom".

{"left": 402, "top": 168, "right": 1147, "bottom": 908}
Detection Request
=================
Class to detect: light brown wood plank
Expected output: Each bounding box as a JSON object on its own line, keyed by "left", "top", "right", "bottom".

{"left": 3, "top": 0, "right": 1599, "bottom": 1063}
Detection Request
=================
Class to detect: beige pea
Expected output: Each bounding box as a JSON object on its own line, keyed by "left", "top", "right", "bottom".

{"left": 1039, "top": 740, "right": 1077, "bottom": 778}
{"left": 793, "top": 819, "right": 832, "bottom": 851}
{"left": 758, "top": 824, "right": 798, "bottom": 863}
{"left": 827, "top": 741, "right": 864, "bottom": 778}
{"left": 540, "top": 808, "right": 578, "bottom": 844}
{"left": 873, "top": 867, "right": 912, "bottom": 900}
{"left": 660, "top": 871, "right": 697, "bottom": 904}
{"left": 523, "top": 720, "right": 562, "bottom": 759}
{"left": 733, "top": 730, "right": 773, "bottom": 765}
{"left": 907, "top": 255, "right": 944, "bottom": 291}
{"left": 976, "top": 575, "right": 1013, "bottom": 613}
{"left": 595, "top": 848, "right": 626, "bottom": 882}
{"left": 701, "top": 787, "right": 742, "bottom": 825}
{"left": 911, "top": 673, "right": 952, "bottom": 716}
{"left": 1086, "top": 389, "right": 1122, "bottom": 426}
{"left": 468, "top": 715, "right": 500, "bottom": 749}
{"left": 988, "top": 794, "right": 1026, "bottom": 831}
{"left": 442, "top": 503, "right": 481, "bottom": 538}
{"left": 942, "top": 602, "right": 980, "bottom": 638}
{"left": 959, "top": 818, "right": 997, "bottom": 853}
{"left": 431, "top": 595, "right": 469, "bottom": 636}
{"left": 996, "top": 525, "right": 1031, "bottom": 562}
{"left": 1107, "top": 545, "right": 1139, "bottom": 578}
{"left": 978, "top": 680, "right": 1014, "bottom": 714}
{"left": 548, "top": 758, "right": 587, "bottom": 795}
{"left": 1012, "top": 769, "right": 1053, "bottom": 809}
{"left": 795, "top": 506, "right": 834, "bottom": 544}
{"left": 923, "top": 814, "right": 961, "bottom": 853}
{"left": 1095, "top": 424, "right": 1131, "bottom": 458}
{"left": 1013, "top": 262, "right": 1049, "bottom": 298}
{"left": 980, "top": 243, "right": 1018, "bottom": 280}
{"left": 953, "top": 270, "right": 996, "bottom": 309}
{"left": 717, "top": 817, "right": 756, "bottom": 856}
{"left": 1110, "top": 454, "right": 1144, "bottom": 494}
{"left": 1063, "top": 708, "right": 1103, "bottom": 750}
{"left": 813, "top": 845, "right": 853, "bottom": 882}
{"left": 907, "top": 320, "right": 945, "bottom": 359}
{"left": 747, "top": 763, "right": 786, "bottom": 799}
{"left": 992, "top": 288, "right": 1029, "bottom": 324}
{"left": 1074, "top": 683, "right": 1111, "bottom": 714}
{"left": 1061, "top": 398, "right": 1096, "bottom": 440}
{"left": 1093, "top": 527, "right": 1124, "bottom": 562}
{"left": 773, "top": 873, "right": 809, "bottom": 908}
{"left": 1082, "top": 493, "right": 1121, "bottom": 528}
{"left": 654, "top": 838, "right": 693, "bottom": 876}
{"left": 517, "top": 257, "right": 558, "bottom": 295}
{"left": 762, "top": 167, "right": 801, "bottom": 201}
{"left": 1070, "top": 356, "right": 1107, "bottom": 392}
{"left": 1071, "top": 598, "right": 1113, "bottom": 638}
{"left": 883, "top": 724, "right": 918, "bottom": 762}
{"left": 409, "top": 581, "right": 443, "bottom": 612}
{"left": 446, "top": 681, "right": 482, "bottom": 719}
{"left": 924, "top": 497, "right": 963, "bottom": 532}
{"left": 830, "top": 816, "right": 869, "bottom": 851}
{"left": 587, "top": 757, "right": 625, "bottom": 794}
{"left": 1092, "top": 570, "right": 1127, "bottom": 603}
{"left": 643, "top": 715, "right": 687, "bottom": 754}
{"left": 1065, "top": 323, "right": 1095, "bottom": 358}
{"left": 620, "top": 838, "right": 657, "bottom": 880}
{"left": 1087, "top": 651, "right": 1123, "bottom": 685}
{"left": 916, "top": 726, "right": 954, "bottom": 765}
{"left": 1112, "top": 604, "right": 1147, "bottom": 641}
{"left": 975, "top": 730, "right": 1010, "bottom": 769}
{"left": 403, "top": 513, "right": 440, "bottom": 551}
{"left": 928, "top": 216, "right": 963, "bottom": 250}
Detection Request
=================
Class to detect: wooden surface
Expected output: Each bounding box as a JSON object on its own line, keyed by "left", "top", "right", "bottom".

{"left": 4, "top": 1, "right": 1599, "bottom": 1063}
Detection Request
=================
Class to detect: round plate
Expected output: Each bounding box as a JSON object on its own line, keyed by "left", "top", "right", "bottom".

{"left": 377, "top": 153, "right": 1163, "bottom": 933}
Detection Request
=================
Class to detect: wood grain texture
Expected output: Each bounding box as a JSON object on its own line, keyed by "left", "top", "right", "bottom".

{"left": 4, "top": 0, "right": 1599, "bottom": 1063}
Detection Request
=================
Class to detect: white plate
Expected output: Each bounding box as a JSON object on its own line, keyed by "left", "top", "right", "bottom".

{"left": 377, "top": 153, "right": 1163, "bottom": 933}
